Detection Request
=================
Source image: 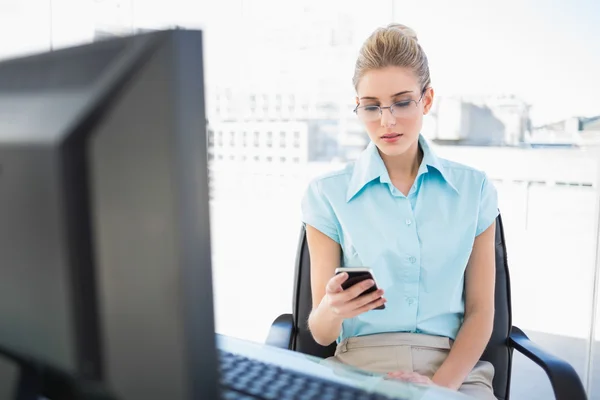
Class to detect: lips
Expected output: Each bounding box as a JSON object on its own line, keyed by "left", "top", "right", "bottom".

{"left": 380, "top": 133, "right": 403, "bottom": 143}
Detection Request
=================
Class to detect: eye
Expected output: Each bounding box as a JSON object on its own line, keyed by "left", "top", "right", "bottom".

{"left": 362, "top": 105, "right": 380, "bottom": 112}
{"left": 393, "top": 101, "right": 413, "bottom": 108}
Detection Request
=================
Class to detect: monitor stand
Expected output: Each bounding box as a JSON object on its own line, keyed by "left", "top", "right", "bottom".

{"left": 0, "top": 345, "right": 116, "bottom": 400}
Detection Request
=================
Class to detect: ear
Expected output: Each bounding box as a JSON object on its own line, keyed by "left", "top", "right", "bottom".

{"left": 422, "top": 87, "right": 435, "bottom": 115}
{"left": 355, "top": 96, "right": 360, "bottom": 106}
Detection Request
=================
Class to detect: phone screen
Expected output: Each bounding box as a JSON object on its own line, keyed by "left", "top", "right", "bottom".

{"left": 337, "top": 270, "right": 385, "bottom": 310}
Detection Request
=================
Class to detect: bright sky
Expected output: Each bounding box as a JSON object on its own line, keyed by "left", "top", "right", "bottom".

{"left": 394, "top": 0, "right": 600, "bottom": 125}
{"left": 0, "top": 0, "right": 598, "bottom": 125}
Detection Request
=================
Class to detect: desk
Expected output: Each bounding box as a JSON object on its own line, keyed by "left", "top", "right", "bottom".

{"left": 217, "top": 335, "right": 470, "bottom": 399}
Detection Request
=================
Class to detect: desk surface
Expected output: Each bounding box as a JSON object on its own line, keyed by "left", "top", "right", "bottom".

{"left": 217, "top": 335, "right": 471, "bottom": 400}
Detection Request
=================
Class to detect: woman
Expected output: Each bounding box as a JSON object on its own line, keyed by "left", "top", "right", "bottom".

{"left": 301, "top": 24, "right": 497, "bottom": 399}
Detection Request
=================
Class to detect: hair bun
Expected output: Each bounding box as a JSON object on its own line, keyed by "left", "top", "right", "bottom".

{"left": 352, "top": 23, "right": 430, "bottom": 91}
{"left": 387, "top": 23, "right": 419, "bottom": 42}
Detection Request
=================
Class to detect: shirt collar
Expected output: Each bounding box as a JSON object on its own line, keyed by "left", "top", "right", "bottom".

{"left": 346, "top": 134, "right": 458, "bottom": 202}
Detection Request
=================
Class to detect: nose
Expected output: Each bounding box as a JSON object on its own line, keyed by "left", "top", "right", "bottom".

{"left": 380, "top": 107, "right": 396, "bottom": 128}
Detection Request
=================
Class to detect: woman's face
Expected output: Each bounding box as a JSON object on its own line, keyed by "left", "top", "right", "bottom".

{"left": 355, "top": 66, "right": 434, "bottom": 157}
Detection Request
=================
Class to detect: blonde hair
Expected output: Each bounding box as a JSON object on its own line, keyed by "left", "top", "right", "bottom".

{"left": 352, "top": 23, "right": 431, "bottom": 92}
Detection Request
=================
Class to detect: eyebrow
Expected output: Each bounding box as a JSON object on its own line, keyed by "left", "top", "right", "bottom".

{"left": 359, "top": 90, "right": 413, "bottom": 100}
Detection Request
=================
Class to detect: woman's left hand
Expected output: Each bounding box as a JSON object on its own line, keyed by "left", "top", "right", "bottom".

{"left": 386, "top": 371, "right": 435, "bottom": 385}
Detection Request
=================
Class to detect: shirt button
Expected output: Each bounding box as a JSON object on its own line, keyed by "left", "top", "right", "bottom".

{"left": 405, "top": 219, "right": 412, "bottom": 226}
{"left": 407, "top": 298, "right": 415, "bottom": 305}
{"left": 409, "top": 256, "right": 417, "bottom": 264}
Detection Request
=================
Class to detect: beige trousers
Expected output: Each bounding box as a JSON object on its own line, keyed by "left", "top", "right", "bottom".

{"left": 328, "top": 332, "right": 496, "bottom": 400}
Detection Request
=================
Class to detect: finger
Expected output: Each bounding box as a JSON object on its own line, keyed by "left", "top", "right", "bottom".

{"left": 386, "top": 372, "right": 406, "bottom": 378}
{"left": 387, "top": 371, "right": 411, "bottom": 378}
{"left": 390, "top": 375, "right": 423, "bottom": 384}
{"left": 347, "top": 296, "right": 386, "bottom": 317}
{"left": 342, "top": 278, "right": 375, "bottom": 301}
{"left": 347, "top": 288, "right": 384, "bottom": 310}
{"left": 401, "top": 372, "right": 424, "bottom": 379}
{"left": 326, "top": 272, "right": 347, "bottom": 294}
{"left": 386, "top": 373, "right": 410, "bottom": 381}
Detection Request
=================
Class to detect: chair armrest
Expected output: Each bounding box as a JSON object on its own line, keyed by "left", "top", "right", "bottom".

{"left": 509, "top": 326, "right": 587, "bottom": 400}
{"left": 265, "top": 313, "right": 294, "bottom": 350}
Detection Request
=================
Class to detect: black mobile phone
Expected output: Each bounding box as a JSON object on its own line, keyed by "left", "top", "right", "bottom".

{"left": 335, "top": 267, "right": 385, "bottom": 310}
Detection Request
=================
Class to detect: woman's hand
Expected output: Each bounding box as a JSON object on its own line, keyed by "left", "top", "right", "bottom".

{"left": 386, "top": 371, "right": 435, "bottom": 386}
{"left": 320, "top": 272, "right": 386, "bottom": 320}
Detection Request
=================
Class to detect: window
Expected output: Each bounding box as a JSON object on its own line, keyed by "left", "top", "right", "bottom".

{"left": 279, "top": 131, "right": 287, "bottom": 147}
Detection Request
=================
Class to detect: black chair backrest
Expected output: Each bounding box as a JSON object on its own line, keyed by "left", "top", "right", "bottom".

{"left": 291, "top": 214, "right": 513, "bottom": 399}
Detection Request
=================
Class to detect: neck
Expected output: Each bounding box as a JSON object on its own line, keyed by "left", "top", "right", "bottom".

{"left": 379, "top": 139, "right": 422, "bottom": 181}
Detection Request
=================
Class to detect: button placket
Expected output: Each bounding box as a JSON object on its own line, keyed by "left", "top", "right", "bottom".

{"left": 399, "top": 198, "right": 420, "bottom": 316}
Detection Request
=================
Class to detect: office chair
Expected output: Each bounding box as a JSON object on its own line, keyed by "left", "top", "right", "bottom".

{"left": 265, "top": 214, "right": 587, "bottom": 400}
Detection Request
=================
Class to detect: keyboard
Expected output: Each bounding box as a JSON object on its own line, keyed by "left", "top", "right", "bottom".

{"left": 219, "top": 350, "right": 402, "bottom": 400}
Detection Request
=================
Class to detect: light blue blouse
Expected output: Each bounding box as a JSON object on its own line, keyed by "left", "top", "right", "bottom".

{"left": 301, "top": 134, "right": 498, "bottom": 342}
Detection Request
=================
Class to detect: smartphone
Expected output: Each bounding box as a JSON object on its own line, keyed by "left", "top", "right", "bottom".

{"left": 334, "top": 267, "right": 385, "bottom": 310}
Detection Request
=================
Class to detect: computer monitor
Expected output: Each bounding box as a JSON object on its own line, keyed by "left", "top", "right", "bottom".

{"left": 0, "top": 30, "right": 218, "bottom": 399}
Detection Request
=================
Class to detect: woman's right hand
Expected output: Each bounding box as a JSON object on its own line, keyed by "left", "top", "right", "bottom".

{"left": 321, "top": 272, "right": 386, "bottom": 320}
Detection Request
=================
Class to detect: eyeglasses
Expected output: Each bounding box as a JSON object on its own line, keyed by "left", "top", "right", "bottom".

{"left": 354, "top": 89, "right": 426, "bottom": 123}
